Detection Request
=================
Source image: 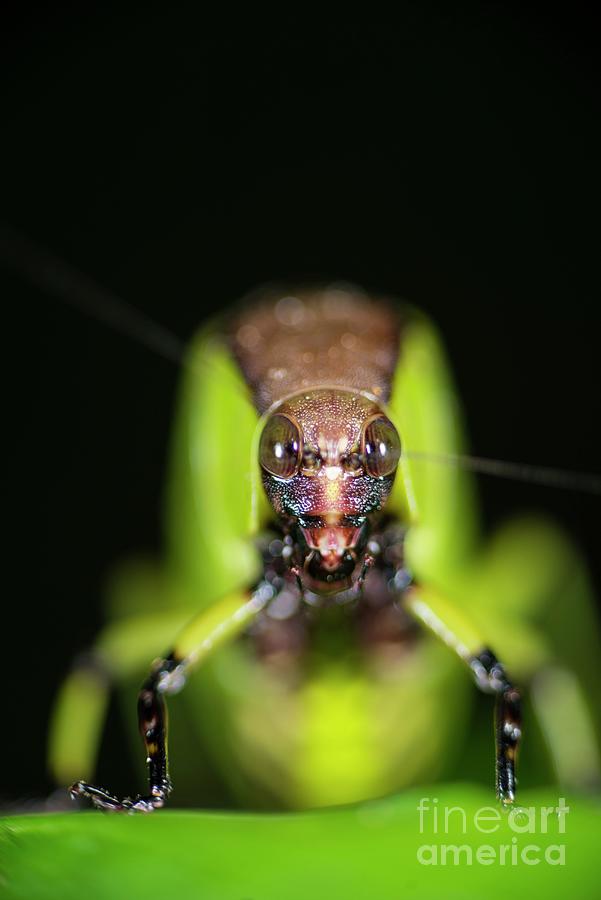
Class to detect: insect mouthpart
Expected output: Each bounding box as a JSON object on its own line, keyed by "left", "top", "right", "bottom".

{"left": 297, "top": 518, "right": 368, "bottom": 593}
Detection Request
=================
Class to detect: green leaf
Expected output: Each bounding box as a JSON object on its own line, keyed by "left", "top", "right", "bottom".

{"left": 1, "top": 785, "right": 599, "bottom": 899}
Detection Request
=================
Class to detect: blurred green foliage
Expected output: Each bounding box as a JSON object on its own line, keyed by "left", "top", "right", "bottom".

{"left": 1, "top": 785, "right": 599, "bottom": 900}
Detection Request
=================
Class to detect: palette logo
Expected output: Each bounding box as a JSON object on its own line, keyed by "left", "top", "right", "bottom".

{"left": 416, "top": 797, "right": 569, "bottom": 866}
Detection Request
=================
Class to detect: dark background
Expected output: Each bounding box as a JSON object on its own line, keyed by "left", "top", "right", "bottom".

{"left": 1, "top": 3, "right": 599, "bottom": 805}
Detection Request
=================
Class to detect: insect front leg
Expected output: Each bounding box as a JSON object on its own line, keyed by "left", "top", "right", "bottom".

{"left": 71, "top": 581, "right": 275, "bottom": 812}
{"left": 403, "top": 585, "right": 522, "bottom": 805}
{"left": 49, "top": 607, "right": 192, "bottom": 788}
{"left": 469, "top": 648, "right": 522, "bottom": 803}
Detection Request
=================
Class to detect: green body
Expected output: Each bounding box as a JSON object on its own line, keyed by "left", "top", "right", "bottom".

{"left": 49, "top": 300, "right": 601, "bottom": 809}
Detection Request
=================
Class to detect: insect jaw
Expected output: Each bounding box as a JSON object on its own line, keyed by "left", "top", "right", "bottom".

{"left": 295, "top": 517, "right": 369, "bottom": 594}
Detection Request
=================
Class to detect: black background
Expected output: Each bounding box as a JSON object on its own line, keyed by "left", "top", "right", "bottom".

{"left": 1, "top": 3, "right": 600, "bottom": 805}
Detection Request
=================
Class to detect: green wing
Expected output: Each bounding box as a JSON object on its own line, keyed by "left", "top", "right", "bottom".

{"left": 387, "top": 309, "right": 479, "bottom": 582}
{"left": 385, "top": 309, "right": 601, "bottom": 790}
{"left": 164, "top": 324, "right": 270, "bottom": 607}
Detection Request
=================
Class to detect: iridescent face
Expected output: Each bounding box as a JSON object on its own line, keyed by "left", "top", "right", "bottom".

{"left": 258, "top": 389, "right": 401, "bottom": 593}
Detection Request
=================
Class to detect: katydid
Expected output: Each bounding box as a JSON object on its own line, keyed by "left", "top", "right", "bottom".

{"left": 39, "top": 279, "right": 601, "bottom": 813}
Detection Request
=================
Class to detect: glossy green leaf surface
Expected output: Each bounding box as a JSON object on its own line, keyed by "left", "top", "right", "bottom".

{"left": 1, "top": 786, "right": 599, "bottom": 900}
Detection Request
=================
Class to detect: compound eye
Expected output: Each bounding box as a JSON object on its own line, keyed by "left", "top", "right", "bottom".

{"left": 259, "top": 414, "right": 302, "bottom": 479}
{"left": 362, "top": 415, "right": 401, "bottom": 478}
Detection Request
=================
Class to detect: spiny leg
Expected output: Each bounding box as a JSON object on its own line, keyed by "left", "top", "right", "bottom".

{"left": 71, "top": 655, "right": 178, "bottom": 811}
{"left": 404, "top": 585, "right": 522, "bottom": 804}
{"left": 71, "top": 582, "right": 275, "bottom": 812}
{"left": 49, "top": 607, "right": 192, "bottom": 788}
{"left": 471, "top": 649, "right": 522, "bottom": 805}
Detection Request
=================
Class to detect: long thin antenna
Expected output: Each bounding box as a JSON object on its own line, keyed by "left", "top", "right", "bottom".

{"left": 1, "top": 223, "right": 185, "bottom": 365}
{"left": 2, "top": 223, "right": 600, "bottom": 497}
{"left": 405, "top": 451, "right": 601, "bottom": 496}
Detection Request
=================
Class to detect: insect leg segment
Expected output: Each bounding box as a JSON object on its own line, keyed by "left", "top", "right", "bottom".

{"left": 70, "top": 662, "right": 173, "bottom": 812}
{"left": 71, "top": 582, "right": 276, "bottom": 812}
{"left": 403, "top": 586, "right": 521, "bottom": 804}
{"left": 471, "top": 649, "right": 522, "bottom": 805}
{"left": 49, "top": 606, "right": 195, "bottom": 788}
